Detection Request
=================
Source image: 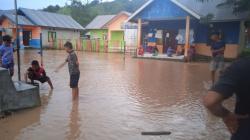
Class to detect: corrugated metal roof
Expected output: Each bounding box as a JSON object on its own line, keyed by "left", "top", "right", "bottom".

{"left": 0, "top": 10, "right": 15, "bottom": 15}
{"left": 0, "top": 13, "right": 34, "bottom": 26}
{"left": 104, "top": 11, "right": 131, "bottom": 27}
{"left": 85, "top": 15, "right": 116, "bottom": 29}
{"left": 19, "top": 8, "right": 84, "bottom": 30}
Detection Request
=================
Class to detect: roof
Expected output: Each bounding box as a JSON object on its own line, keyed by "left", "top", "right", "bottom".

{"left": 0, "top": 13, "right": 34, "bottom": 26}
{"left": 18, "top": 8, "right": 84, "bottom": 30}
{"left": 0, "top": 8, "right": 84, "bottom": 30}
{"left": 85, "top": 15, "right": 116, "bottom": 29}
{"left": 103, "top": 11, "right": 131, "bottom": 27}
{"left": 128, "top": 0, "right": 249, "bottom": 22}
{"left": 0, "top": 10, "right": 15, "bottom": 15}
{"left": 127, "top": 0, "right": 154, "bottom": 22}
{"left": 86, "top": 11, "right": 131, "bottom": 30}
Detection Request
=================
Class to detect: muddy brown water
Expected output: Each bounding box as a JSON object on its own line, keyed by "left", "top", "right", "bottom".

{"left": 0, "top": 50, "right": 234, "bottom": 140}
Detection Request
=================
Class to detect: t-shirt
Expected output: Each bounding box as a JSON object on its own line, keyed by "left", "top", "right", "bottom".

{"left": 28, "top": 67, "right": 46, "bottom": 79}
{"left": 66, "top": 51, "right": 80, "bottom": 75}
{"left": 210, "top": 40, "right": 225, "bottom": 57}
{"left": 175, "top": 34, "right": 184, "bottom": 44}
{"left": 211, "top": 58, "right": 250, "bottom": 115}
{"left": 0, "top": 44, "right": 14, "bottom": 65}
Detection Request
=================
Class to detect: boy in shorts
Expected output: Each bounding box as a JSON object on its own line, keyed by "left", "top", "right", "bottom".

{"left": 25, "top": 60, "right": 54, "bottom": 89}
{"left": 209, "top": 33, "right": 225, "bottom": 85}
{"left": 55, "top": 41, "right": 80, "bottom": 100}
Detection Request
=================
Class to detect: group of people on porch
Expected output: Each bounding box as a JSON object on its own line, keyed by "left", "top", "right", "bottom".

{"left": 138, "top": 28, "right": 223, "bottom": 62}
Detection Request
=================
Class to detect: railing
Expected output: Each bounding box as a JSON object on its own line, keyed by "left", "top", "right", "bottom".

{"left": 46, "top": 38, "right": 136, "bottom": 54}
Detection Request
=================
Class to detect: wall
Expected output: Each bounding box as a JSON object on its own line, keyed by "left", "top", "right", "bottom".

{"left": 195, "top": 21, "right": 241, "bottom": 44}
{"left": 21, "top": 26, "right": 41, "bottom": 48}
{"left": 124, "top": 29, "right": 138, "bottom": 48}
{"left": 107, "top": 13, "right": 129, "bottom": 40}
{"left": 111, "top": 31, "right": 124, "bottom": 41}
{"left": 1, "top": 18, "right": 15, "bottom": 28}
{"left": 195, "top": 43, "right": 239, "bottom": 58}
{"left": 89, "top": 29, "right": 108, "bottom": 40}
{"left": 42, "top": 28, "right": 81, "bottom": 48}
{"left": 134, "top": 0, "right": 190, "bottom": 20}
{"left": 1, "top": 19, "right": 26, "bottom": 48}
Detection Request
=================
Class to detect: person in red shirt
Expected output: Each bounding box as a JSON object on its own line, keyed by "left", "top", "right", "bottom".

{"left": 25, "top": 60, "right": 53, "bottom": 89}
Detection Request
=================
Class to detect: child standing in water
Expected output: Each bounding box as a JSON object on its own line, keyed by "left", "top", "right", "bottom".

{"left": 56, "top": 41, "right": 80, "bottom": 100}
{"left": 0, "top": 35, "right": 15, "bottom": 77}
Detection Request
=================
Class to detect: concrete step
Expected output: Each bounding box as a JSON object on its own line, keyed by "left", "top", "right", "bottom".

{"left": 0, "top": 68, "right": 41, "bottom": 112}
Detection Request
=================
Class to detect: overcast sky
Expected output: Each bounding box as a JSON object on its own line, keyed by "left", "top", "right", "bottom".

{"left": 0, "top": 0, "right": 113, "bottom": 10}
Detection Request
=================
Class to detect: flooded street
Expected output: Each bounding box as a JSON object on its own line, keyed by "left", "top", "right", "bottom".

{"left": 0, "top": 50, "right": 233, "bottom": 140}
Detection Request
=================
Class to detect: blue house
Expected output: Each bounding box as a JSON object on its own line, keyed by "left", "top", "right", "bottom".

{"left": 128, "top": 0, "right": 249, "bottom": 58}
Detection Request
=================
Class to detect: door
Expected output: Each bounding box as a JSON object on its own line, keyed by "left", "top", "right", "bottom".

{"left": 23, "top": 31, "right": 32, "bottom": 46}
{"left": 163, "top": 30, "right": 177, "bottom": 53}
{"left": 0, "top": 31, "right": 2, "bottom": 45}
{"left": 110, "top": 31, "right": 124, "bottom": 48}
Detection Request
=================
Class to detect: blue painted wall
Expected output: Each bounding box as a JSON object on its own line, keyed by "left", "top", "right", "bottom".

{"left": 142, "top": 20, "right": 240, "bottom": 44}
{"left": 195, "top": 21, "right": 240, "bottom": 44}
{"left": 135, "top": 0, "right": 190, "bottom": 20}
{"left": 29, "top": 39, "right": 40, "bottom": 48}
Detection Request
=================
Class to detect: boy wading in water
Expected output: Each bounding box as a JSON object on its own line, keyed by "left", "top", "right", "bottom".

{"left": 56, "top": 41, "right": 80, "bottom": 100}
{"left": 209, "top": 33, "right": 225, "bottom": 85}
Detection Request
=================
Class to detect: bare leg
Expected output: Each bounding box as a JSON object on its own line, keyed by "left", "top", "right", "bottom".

{"left": 47, "top": 78, "right": 54, "bottom": 89}
{"left": 72, "top": 87, "right": 79, "bottom": 100}
{"left": 211, "top": 70, "right": 216, "bottom": 85}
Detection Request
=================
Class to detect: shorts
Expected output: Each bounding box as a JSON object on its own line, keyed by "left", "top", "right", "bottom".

{"left": 2, "top": 63, "right": 14, "bottom": 77}
{"left": 70, "top": 73, "right": 80, "bottom": 88}
{"left": 210, "top": 55, "right": 224, "bottom": 72}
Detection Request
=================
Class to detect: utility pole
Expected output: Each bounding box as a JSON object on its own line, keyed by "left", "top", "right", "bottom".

{"left": 15, "top": 0, "right": 21, "bottom": 81}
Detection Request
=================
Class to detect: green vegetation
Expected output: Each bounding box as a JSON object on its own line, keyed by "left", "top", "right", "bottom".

{"left": 198, "top": 0, "right": 250, "bottom": 13}
{"left": 43, "top": 0, "right": 147, "bottom": 27}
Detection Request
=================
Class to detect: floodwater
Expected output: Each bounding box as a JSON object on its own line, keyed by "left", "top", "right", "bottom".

{"left": 0, "top": 50, "right": 234, "bottom": 140}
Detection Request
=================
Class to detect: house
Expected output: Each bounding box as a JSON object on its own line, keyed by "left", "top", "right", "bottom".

{"left": 85, "top": 11, "right": 131, "bottom": 52}
{"left": 0, "top": 8, "right": 84, "bottom": 49}
{"left": 127, "top": 0, "right": 250, "bottom": 58}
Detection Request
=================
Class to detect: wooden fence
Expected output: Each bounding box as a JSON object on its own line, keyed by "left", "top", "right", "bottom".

{"left": 47, "top": 39, "right": 135, "bottom": 53}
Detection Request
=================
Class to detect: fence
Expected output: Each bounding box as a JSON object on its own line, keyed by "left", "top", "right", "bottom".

{"left": 47, "top": 38, "right": 136, "bottom": 54}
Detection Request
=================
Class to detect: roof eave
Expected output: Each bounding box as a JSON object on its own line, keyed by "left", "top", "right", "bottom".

{"left": 126, "top": 0, "right": 154, "bottom": 22}
{"left": 41, "top": 25, "right": 85, "bottom": 30}
{"left": 170, "top": 0, "right": 201, "bottom": 19}
{"left": 104, "top": 12, "right": 130, "bottom": 27}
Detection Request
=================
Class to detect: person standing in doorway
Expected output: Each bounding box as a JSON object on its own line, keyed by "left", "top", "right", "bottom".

{"left": 209, "top": 32, "right": 225, "bottom": 85}
{"left": 55, "top": 41, "right": 80, "bottom": 100}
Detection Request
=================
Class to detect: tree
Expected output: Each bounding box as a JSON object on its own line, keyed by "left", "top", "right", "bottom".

{"left": 198, "top": 0, "right": 250, "bottom": 13}
{"left": 43, "top": 0, "right": 148, "bottom": 26}
{"left": 43, "top": 5, "right": 61, "bottom": 13}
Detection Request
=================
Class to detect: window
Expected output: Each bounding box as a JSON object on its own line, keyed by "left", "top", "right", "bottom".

{"left": 48, "top": 31, "right": 56, "bottom": 42}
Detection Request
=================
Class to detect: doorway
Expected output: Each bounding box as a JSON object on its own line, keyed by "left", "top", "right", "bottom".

{"left": 0, "top": 31, "right": 2, "bottom": 45}
{"left": 163, "top": 30, "right": 177, "bottom": 53}
{"left": 23, "top": 31, "right": 32, "bottom": 46}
